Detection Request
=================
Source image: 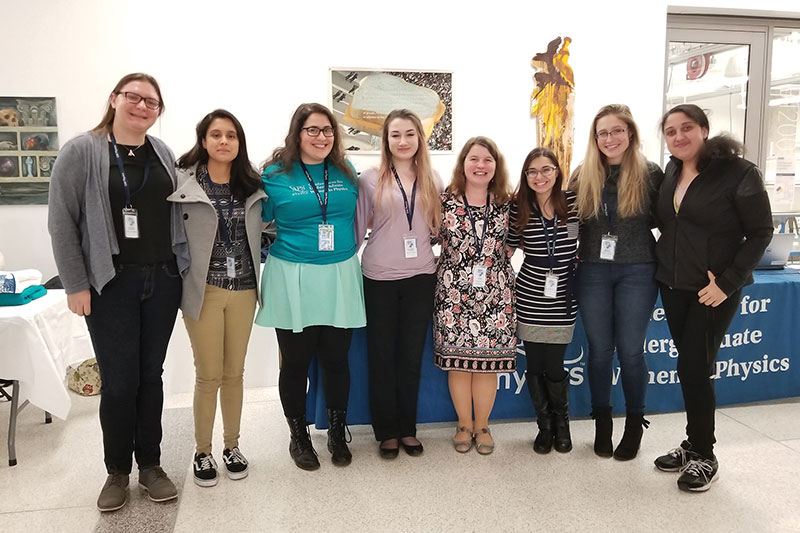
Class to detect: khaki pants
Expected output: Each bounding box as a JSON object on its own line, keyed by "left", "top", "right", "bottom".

{"left": 184, "top": 284, "right": 257, "bottom": 455}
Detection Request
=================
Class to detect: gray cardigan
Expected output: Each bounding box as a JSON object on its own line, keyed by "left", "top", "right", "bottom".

{"left": 48, "top": 131, "right": 190, "bottom": 294}
{"left": 167, "top": 165, "right": 266, "bottom": 320}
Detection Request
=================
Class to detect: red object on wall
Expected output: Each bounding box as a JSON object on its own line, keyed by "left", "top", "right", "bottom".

{"left": 686, "top": 53, "right": 712, "bottom": 80}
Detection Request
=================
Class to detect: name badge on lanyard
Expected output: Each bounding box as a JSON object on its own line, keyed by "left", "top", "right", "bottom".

{"left": 392, "top": 165, "right": 419, "bottom": 260}
{"left": 122, "top": 207, "right": 139, "bottom": 239}
{"left": 226, "top": 256, "right": 237, "bottom": 278}
{"left": 600, "top": 234, "right": 617, "bottom": 261}
{"left": 206, "top": 169, "right": 237, "bottom": 278}
{"left": 301, "top": 160, "right": 334, "bottom": 252}
{"left": 110, "top": 132, "right": 150, "bottom": 240}
{"left": 541, "top": 214, "right": 559, "bottom": 297}
{"left": 600, "top": 186, "right": 617, "bottom": 260}
{"left": 463, "top": 193, "right": 492, "bottom": 289}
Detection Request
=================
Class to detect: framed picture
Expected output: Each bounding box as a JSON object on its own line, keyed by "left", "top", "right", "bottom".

{"left": 0, "top": 96, "right": 59, "bottom": 205}
{"left": 330, "top": 69, "right": 453, "bottom": 153}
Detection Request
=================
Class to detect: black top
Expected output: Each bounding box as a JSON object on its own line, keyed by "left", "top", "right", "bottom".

{"left": 655, "top": 155, "right": 773, "bottom": 295}
{"left": 578, "top": 162, "right": 664, "bottom": 264}
{"left": 198, "top": 164, "right": 256, "bottom": 290}
{"left": 108, "top": 141, "right": 174, "bottom": 265}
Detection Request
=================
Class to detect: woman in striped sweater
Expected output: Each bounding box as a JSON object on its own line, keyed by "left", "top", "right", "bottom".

{"left": 508, "top": 147, "right": 579, "bottom": 454}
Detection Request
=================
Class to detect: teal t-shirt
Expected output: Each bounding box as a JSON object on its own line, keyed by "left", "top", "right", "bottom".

{"left": 262, "top": 160, "right": 358, "bottom": 265}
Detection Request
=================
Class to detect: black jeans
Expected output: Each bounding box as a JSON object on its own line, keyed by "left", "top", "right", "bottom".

{"left": 522, "top": 342, "right": 568, "bottom": 381}
{"left": 275, "top": 326, "right": 353, "bottom": 418}
{"left": 659, "top": 284, "right": 741, "bottom": 459}
{"left": 85, "top": 260, "right": 182, "bottom": 474}
{"left": 363, "top": 274, "right": 436, "bottom": 442}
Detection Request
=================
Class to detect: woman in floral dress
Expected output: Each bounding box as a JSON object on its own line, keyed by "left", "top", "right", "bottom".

{"left": 434, "top": 136, "right": 516, "bottom": 455}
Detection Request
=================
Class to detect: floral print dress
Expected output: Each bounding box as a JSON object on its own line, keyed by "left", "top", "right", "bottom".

{"left": 433, "top": 191, "right": 517, "bottom": 372}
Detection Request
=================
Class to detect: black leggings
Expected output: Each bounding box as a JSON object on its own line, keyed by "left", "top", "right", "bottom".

{"left": 523, "top": 341, "right": 568, "bottom": 381}
{"left": 659, "top": 284, "right": 741, "bottom": 459}
{"left": 275, "top": 326, "right": 353, "bottom": 418}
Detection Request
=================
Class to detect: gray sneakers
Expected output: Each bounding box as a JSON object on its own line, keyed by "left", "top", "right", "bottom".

{"left": 138, "top": 466, "right": 178, "bottom": 502}
{"left": 97, "top": 472, "right": 129, "bottom": 512}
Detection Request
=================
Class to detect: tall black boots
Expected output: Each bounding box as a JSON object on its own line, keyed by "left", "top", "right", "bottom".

{"left": 527, "top": 373, "right": 554, "bottom": 454}
{"left": 286, "top": 416, "right": 320, "bottom": 471}
{"left": 529, "top": 373, "right": 572, "bottom": 454}
{"left": 545, "top": 376, "right": 573, "bottom": 453}
{"left": 327, "top": 409, "right": 352, "bottom": 466}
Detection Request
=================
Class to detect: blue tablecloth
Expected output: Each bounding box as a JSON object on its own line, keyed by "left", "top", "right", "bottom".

{"left": 307, "top": 270, "right": 800, "bottom": 428}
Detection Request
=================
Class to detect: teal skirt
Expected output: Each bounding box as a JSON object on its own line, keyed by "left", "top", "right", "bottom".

{"left": 255, "top": 254, "right": 366, "bottom": 332}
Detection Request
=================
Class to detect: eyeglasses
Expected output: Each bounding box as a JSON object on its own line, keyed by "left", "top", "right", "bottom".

{"left": 524, "top": 166, "right": 557, "bottom": 178}
{"left": 595, "top": 127, "right": 627, "bottom": 140}
{"left": 119, "top": 91, "right": 161, "bottom": 110}
{"left": 302, "top": 126, "right": 335, "bottom": 138}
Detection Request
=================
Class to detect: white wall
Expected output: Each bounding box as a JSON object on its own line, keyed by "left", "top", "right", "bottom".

{"left": 2, "top": 0, "right": 798, "bottom": 393}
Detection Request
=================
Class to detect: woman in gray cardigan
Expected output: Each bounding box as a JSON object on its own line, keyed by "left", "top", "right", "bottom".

{"left": 48, "top": 72, "right": 189, "bottom": 512}
{"left": 170, "top": 109, "right": 265, "bottom": 488}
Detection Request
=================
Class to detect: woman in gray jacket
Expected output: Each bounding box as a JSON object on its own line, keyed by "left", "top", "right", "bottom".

{"left": 171, "top": 109, "right": 265, "bottom": 488}
{"left": 48, "top": 72, "right": 189, "bottom": 512}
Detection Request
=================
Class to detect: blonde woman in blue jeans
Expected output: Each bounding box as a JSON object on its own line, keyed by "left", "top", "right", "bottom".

{"left": 570, "top": 104, "right": 664, "bottom": 460}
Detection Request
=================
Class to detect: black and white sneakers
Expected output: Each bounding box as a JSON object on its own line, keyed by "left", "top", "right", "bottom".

{"left": 655, "top": 441, "right": 719, "bottom": 492}
{"left": 193, "top": 453, "right": 218, "bottom": 487}
{"left": 193, "top": 448, "right": 249, "bottom": 487}
{"left": 654, "top": 440, "right": 692, "bottom": 472}
{"left": 677, "top": 456, "right": 719, "bottom": 492}
{"left": 223, "top": 447, "right": 249, "bottom": 480}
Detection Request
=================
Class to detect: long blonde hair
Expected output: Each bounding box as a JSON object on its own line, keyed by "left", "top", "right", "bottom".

{"left": 375, "top": 109, "right": 441, "bottom": 233}
{"left": 447, "top": 136, "right": 511, "bottom": 205}
{"left": 572, "top": 104, "right": 648, "bottom": 220}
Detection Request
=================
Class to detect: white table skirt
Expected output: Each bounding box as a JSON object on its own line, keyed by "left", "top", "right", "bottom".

{"left": 0, "top": 290, "right": 93, "bottom": 419}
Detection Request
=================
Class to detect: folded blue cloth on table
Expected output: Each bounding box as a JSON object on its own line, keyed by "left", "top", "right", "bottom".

{"left": 0, "top": 285, "right": 47, "bottom": 306}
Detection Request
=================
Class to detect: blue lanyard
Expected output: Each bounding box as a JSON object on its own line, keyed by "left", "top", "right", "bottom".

{"left": 391, "top": 164, "right": 417, "bottom": 231}
{"left": 463, "top": 193, "right": 491, "bottom": 260}
{"left": 109, "top": 132, "right": 150, "bottom": 207}
{"left": 204, "top": 167, "right": 235, "bottom": 250}
{"left": 300, "top": 160, "right": 329, "bottom": 224}
{"left": 601, "top": 186, "right": 616, "bottom": 233}
{"left": 540, "top": 214, "right": 559, "bottom": 269}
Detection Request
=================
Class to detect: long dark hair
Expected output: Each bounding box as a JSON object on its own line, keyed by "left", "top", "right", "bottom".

{"left": 660, "top": 104, "right": 743, "bottom": 170}
{"left": 91, "top": 73, "right": 164, "bottom": 134}
{"left": 263, "top": 103, "right": 355, "bottom": 181}
{"left": 514, "top": 147, "right": 568, "bottom": 230}
{"left": 176, "top": 109, "right": 260, "bottom": 201}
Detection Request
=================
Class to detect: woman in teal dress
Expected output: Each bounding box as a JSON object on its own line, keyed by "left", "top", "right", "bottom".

{"left": 255, "top": 103, "right": 365, "bottom": 471}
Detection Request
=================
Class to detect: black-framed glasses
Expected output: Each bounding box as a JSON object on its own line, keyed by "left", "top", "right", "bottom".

{"left": 119, "top": 91, "right": 161, "bottom": 110}
{"left": 595, "top": 127, "right": 627, "bottom": 140}
{"left": 302, "top": 126, "right": 335, "bottom": 138}
{"left": 524, "top": 166, "right": 557, "bottom": 178}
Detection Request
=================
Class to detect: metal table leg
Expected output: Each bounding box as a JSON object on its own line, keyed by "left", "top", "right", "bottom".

{"left": 7, "top": 380, "right": 32, "bottom": 467}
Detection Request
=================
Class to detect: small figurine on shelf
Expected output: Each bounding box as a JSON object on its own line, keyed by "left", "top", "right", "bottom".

{"left": 25, "top": 156, "right": 34, "bottom": 177}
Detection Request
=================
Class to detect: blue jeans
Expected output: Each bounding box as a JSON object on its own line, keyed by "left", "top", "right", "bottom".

{"left": 85, "top": 260, "right": 182, "bottom": 474}
{"left": 577, "top": 262, "right": 657, "bottom": 414}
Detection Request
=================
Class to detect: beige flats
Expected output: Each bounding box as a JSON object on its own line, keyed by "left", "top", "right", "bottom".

{"left": 474, "top": 427, "right": 494, "bottom": 455}
{"left": 453, "top": 426, "right": 473, "bottom": 453}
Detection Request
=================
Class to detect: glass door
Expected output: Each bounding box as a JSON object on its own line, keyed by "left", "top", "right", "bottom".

{"left": 664, "top": 27, "right": 767, "bottom": 165}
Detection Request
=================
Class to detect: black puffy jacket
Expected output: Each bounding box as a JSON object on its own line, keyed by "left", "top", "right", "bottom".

{"left": 655, "top": 155, "right": 773, "bottom": 295}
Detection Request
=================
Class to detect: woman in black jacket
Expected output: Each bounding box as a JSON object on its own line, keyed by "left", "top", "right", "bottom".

{"left": 654, "top": 104, "right": 772, "bottom": 492}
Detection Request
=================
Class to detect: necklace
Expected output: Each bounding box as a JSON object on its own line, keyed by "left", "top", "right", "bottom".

{"left": 121, "top": 143, "right": 144, "bottom": 157}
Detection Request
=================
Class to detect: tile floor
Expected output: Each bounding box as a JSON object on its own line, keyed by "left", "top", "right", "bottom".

{"left": 1, "top": 389, "right": 799, "bottom": 532}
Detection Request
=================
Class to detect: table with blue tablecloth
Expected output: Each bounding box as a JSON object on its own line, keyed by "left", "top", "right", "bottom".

{"left": 306, "top": 269, "right": 800, "bottom": 428}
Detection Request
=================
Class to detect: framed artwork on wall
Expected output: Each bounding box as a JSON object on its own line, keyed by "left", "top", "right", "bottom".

{"left": 0, "top": 96, "right": 59, "bottom": 205}
{"left": 330, "top": 69, "right": 453, "bottom": 153}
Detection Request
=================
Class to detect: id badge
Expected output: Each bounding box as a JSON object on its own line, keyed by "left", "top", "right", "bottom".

{"left": 403, "top": 235, "right": 418, "bottom": 259}
{"left": 472, "top": 265, "right": 487, "bottom": 288}
{"left": 600, "top": 234, "right": 617, "bottom": 261}
{"left": 226, "top": 256, "right": 237, "bottom": 278}
{"left": 544, "top": 271, "right": 558, "bottom": 298}
{"left": 122, "top": 207, "right": 139, "bottom": 239}
{"left": 318, "top": 224, "right": 334, "bottom": 251}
